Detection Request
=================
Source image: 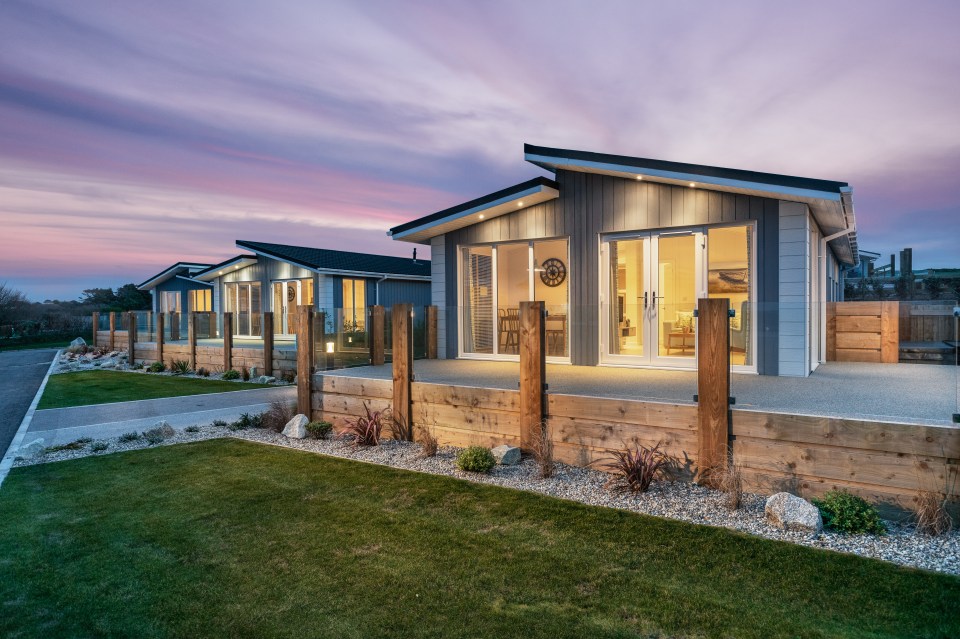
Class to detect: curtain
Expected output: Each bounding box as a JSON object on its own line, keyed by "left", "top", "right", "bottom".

{"left": 608, "top": 242, "right": 620, "bottom": 355}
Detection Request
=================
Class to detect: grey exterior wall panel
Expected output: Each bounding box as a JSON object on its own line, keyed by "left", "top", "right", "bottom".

{"left": 442, "top": 169, "right": 782, "bottom": 372}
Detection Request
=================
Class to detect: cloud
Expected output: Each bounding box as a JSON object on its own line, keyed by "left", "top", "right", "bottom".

{"left": 1, "top": 0, "right": 959, "bottom": 299}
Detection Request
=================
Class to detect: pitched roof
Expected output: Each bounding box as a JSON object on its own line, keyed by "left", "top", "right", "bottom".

{"left": 236, "top": 241, "right": 430, "bottom": 278}
{"left": 137, "top": 262, "right": 213, "bottom": 290}
{"left": 191, "top": 254, "right": 259, "bottom": 281}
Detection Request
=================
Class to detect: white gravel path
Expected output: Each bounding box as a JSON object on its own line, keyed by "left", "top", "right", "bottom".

{"left": 12, "top": 422, "right": 959, "bottom": 576}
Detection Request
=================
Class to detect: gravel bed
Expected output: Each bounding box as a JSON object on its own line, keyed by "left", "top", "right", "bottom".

{"left": 13, "top": 425, "right": 959, "bottom": 575}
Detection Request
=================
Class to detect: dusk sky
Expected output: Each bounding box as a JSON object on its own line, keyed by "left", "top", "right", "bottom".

{"left": 2, "top": 0, "right": 958, "bottom": 300}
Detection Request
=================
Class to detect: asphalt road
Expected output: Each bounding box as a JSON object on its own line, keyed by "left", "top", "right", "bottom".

{"left": 0, "top": 348, "right": 57, "bottom": 457}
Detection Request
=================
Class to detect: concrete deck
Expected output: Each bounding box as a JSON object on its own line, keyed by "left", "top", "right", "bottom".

{"left": 328, "top": 360, "right": 959, "bottom": 426}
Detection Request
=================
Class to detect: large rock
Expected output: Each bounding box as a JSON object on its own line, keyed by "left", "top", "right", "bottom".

{"left": 17, "top": 438, "right": 45, "bottom": 458}
{"left": 765, "top": 492, "right": 823, "bottom": 534}
{"left": 256, "top": 375, "right": 276, "bottom": 384}
{"left": 69, "top": 337, "right": 86, "bottom": 348}
{"left": 491, "top": 444, "right": 521, "bottom": 465}
{"left": 282, "top": 414, "right": 309, "bottom": 439}
{"left": 100, "top": 360, "right": 116, "bottom": 369}
{"left": 143, "top": 421, "right": 175, "bottom": 440}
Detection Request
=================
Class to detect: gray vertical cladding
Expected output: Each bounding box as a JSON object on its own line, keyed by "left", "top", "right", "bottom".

{"left": 331, "top": 275, "right": 430, "bottom": 309}
{"left": 153, "top": 277, "right": 212, "bottom": 312}
{"left": 443, "top": 169, "right": 781, "bottom": 372}
{"left": 218, "top": 256, "right": 315, "bottom": 311}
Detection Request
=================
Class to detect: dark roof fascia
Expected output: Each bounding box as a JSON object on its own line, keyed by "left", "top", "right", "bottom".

{"left": 387, "top": 176, "right": 558, "bottom": 237}
{"left": 235, "top": 241, "right": 431, "bottom": 279}
{"left": 192, "top": 254, "right": 258, "bottom": 279}
{"left": 524, "top": 143, "right": 849, "bottom": 195}
{"left": 173, "top": 275, "right": 213, "bottom": 287}
{"left": 137, "top": 262, "right": 213, "bottom": 290}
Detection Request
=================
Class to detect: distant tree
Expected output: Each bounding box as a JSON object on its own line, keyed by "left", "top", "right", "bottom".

{"left": 924, "top": 277, "right": 944, "bottom": 300}
{"left": 894, "top": 275, "right": 915, "bottom": 300}
{"left": 855, "top": 278, "right": 869, "bottom": 300}
{"left": 869, "top": 277, "right": 887, "bottom": 300}
{"left": 115, "top": 284, "right": 152, "bottom": 311}
{"left": 0, "top": 282, "right": 30, "bottom": 325}
{"left": 81, "top": 288, "right": 118, "bottom": 309}
{"left": 946, "top": 278, "right": 960, "bottom": 303}
{"left": 843, "top": 280, "right": 856, "bottom": 300}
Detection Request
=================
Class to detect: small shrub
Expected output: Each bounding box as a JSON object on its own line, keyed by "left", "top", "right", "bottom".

{"left": 417, "top": 426, "right": 438, "bottom": 458}
{"left": 306, "top": 420, "right": 333, "bottom": 439}
{"left": 170, "top": 359, "right": 191, "bottom": 375}
{"left": 75, "top": 436, "right": 93, "bottom": 445}
{"left": 241, "top": 367, "right": 250, "bottom": 381}
{"left": 211, "top": 419, "right": 228, "bottom": 428}
{"left": 148, "top": 361, "right": 166, "bottom": 373}
{"left": 262, "top": 400, "right": 296, "bottom": 432}
{"left": 184, "top": 425, "right": 201, "bottom": 433}
{"left": 339, "top": 404, "right": 387, "bottom": 447}
{"left": 714, "top": 463, "right": 743, "bottom": 510}
{"left": 914, "top": 490, "right": 953, "bottom": 536}
{"left": 118, "top": 431, "right": 140, "bottom": 443}
{"left": 222, "top": 369, "right": 241, "bottom": 381}
{"left": 132, "top": 362, "right": 144, "bottom": 370}
{"left": 391, "top": 412, "right": 412, "bottom": 441}
{"left": 813, "top": 490, "right": 886, "bottom": 535}
{"left": 281, "top": 371, "right": 295, "bottom": 384}
{"left": 604, "top": 441, "right": 671, "bottom": 493}
{"left": 44, "top": 439, "right": 88, "bottom": 452}
{"left": 455, "top": 446, "right": 496, "bottom": 473}
{"left": 196, "top": 367, "right": 210, "bottom": 377}
{"left": 91, "top": 441, "right": 109, "bottom": 452}
{"left": 142, "top": 430, "right": 165, "bottom": 445}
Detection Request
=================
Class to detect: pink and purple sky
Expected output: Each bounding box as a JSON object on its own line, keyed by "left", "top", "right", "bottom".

{"left": 2, "top": 0, "right": 959, "bottom": 300}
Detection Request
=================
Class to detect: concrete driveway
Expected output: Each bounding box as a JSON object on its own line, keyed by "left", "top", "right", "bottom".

{"left": 0, "top": 348, "right": 58, "bottom": 457}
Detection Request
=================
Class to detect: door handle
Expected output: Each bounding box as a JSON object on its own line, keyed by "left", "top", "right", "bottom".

{"left": 643, "top": 292, "right": 648, "bottom": 308}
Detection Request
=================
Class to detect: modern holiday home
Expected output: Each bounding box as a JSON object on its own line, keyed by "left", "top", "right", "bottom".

{"left": 137, "top": 261, "right": 214, "bottom": 315}
{"left": 388, "top": 144, "right": 858, "bottom": 376}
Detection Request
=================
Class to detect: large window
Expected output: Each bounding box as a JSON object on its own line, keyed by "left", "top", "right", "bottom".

{"left": 342, "top": 278, "right": 366, "bottom": 332}
{"left": 461, "top": 239, "right": 569, "bottom": 359}
{"left": 707, "top": 225, "right": 753, "bottom": 367}
{"left": 188, "top": 289, "right": 212, "bottom": 312}
{"left": 161, "top": 291, "right": 181, "bottom": 313}
{"left": 272, "top": 278, "right": 315, "bottom": 336}
{"left": 224, "top": 282, "right": 261, "bottom": 336}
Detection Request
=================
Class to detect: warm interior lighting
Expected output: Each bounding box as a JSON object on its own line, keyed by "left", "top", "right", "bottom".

{"left": 325, "top": 342, "right": 334, "bottom": 353}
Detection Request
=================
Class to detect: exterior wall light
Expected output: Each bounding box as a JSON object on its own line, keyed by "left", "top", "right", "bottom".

{"left": 325, "top": 342, "right": 335, "bottom": 353}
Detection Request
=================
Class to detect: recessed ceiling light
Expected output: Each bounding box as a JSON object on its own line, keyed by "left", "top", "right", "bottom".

{"left": 689, "top": 182, "right": 696, "bottom": 188}
{"left": 478, "top": 214, "right": 485, "bottom": 220}
{"left": 636, "top": 175, "right": 643, "bottom": 180}
{"left": 517, "top": 201, "right": 524, "bottom": 207}
{"left": 218, "top": 271, "right": 223, "bottom": 275}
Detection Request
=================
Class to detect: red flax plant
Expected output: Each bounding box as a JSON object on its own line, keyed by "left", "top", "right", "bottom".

{"left": 604, "top": 441, "right": 671, "bottom": 493}
{"left": 339, "top": 404, "right": 388, "bottom": 447}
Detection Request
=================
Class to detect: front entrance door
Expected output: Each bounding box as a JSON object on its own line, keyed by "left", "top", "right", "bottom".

{"left": 602, "top": 231, "right": 704, "bottom": 368}
{"left": 273, "top": 281, "right": 302, "bottom": 337}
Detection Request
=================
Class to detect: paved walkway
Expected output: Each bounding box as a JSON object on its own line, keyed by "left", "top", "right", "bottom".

{"left": 28, "top": 385, "right": 296, "bottom": 446}
{"left": 0, "top": 348, "right": 59, "bottom": 456}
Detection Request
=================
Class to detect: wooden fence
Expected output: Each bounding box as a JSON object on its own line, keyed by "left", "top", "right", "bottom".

{"left": 308, "top": 300, "right": 960, "bottom": 517}
{"left": 826, "top": 301, "right": 899, "bottom": 363}
{"left": 899, "top": 301, "right": 958, "bottom": 343}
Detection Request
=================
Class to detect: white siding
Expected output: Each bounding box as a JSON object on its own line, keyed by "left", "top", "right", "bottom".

{"left": 778, "top": 201, "right": 810, "bottom": 376}
{"left": 316, "top": 274, "right": 335, "bottom": 314}
{"left": 430, "top": 236, "right": 447, "bottom": 359}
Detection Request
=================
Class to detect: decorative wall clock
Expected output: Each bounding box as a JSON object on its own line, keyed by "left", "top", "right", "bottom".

{"left": 539, "top": 258, "right": 567, "bottom": 287}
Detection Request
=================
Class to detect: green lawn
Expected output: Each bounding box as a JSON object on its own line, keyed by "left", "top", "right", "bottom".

{"left": 0, "top": 440, "right": 956, "bottom": 639}
{"left": 38, "top": 370, "right": 274, "bottom": 409}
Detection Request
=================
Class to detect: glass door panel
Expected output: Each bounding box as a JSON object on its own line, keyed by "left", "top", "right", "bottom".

{"left": 286, "top": 282, "right": 299, "bottom": 335}
{"left": 496, "top": 243, "right": 528, "bottom": 355}
{"left": 607, "top": 238, "right": 646, "bottom": 359}
{"left": 653, "top": 234, "right": 698, "bottom": 363}
{"left": 273, "top": 283, "right": 285, "bottom": 335}
{"left": 461, "top": 246, "right": 493, "bottom": 354}
{"left": 534, "top": 239, "right": 569, "bottom": 358}
{"left": 707, "top": 225, "right": 753, "bottom": 368}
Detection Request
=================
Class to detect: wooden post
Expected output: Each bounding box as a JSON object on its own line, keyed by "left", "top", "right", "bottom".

{"left": 170, "top": 312, "right": 180, "bottom": 341}
{"left": 425, "top": 305, "right": 438, "bottom": 359}
{"left": 109, "top": 312, "right": 116, "bottom": 351}
{"left": 392, "top": 303, "right": 413, "bottom": 440}
{"left": 262, "top": 312, "right": 274, "bottom": 377}
{"left": 91, "top": 312, "right": 99, "bottom": 348}
{"left": 880, "top": 301, "right": 899, "bottom": 364}
{"left": 825, "top": 302, "right": 836, "bottom": 362}
{"left": 519, "top": 301, "right": 546, "bottom": 451}
{"left": 696, "top": 297, "right": 731, "bottom": 483}
{"left": 369, "top": 305, "right": 385, "bottom": 366}
{"left": 188, "top": 312, "right": 197, "bottom": 370}
{"left": 157, "top": 312, "right": 165, "bottom": 366}
{"left": 126, "top": 311, "right": 136, "bottom": 363}
{"left": 223, "top": 312, "right": 233, "bottom": 371}
{"left": 317, "top": 311, "right": 328, "bottom": 371}
{"left": 296, "top": 305, "right": 314, "bottom": 416}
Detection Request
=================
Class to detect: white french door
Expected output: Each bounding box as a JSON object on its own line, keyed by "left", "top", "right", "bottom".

{"left": 602, "top": 230, "right": 705, "bottom": 369}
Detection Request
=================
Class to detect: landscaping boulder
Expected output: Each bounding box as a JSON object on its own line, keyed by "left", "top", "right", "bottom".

{"left": 491, "top": 444, "right": 521, "bottom": 465}
{"left": 148, "top": 421, "right": 176, "bottom": 439}
{"left": 100, "top": 360, "right": 116, "bottom": 369}
{"left": 69, "top": 337, "right": 86, "bottom": 348}
{"left": 256, "top": 375, "right": 276, "bottom": 384}
{"left": 18, "top": 438, "right": 45, "bottom": 459}
{"left": 282, "top": 414, "right": 309, "bottom": 439}
{"left": 765, "top": 492, "right": 823, "bottom": 534}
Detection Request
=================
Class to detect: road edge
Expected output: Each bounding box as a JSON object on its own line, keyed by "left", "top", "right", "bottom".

{"left": 0, "top": 349, "right": 61, "bottom": 489}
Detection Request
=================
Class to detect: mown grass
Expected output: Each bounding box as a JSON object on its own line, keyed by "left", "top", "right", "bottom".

{"left": 37, "top": 370, "right": 273, "bottom": 409}
{"left": 0, "top": 439, "right": 957, "bottom": 639}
